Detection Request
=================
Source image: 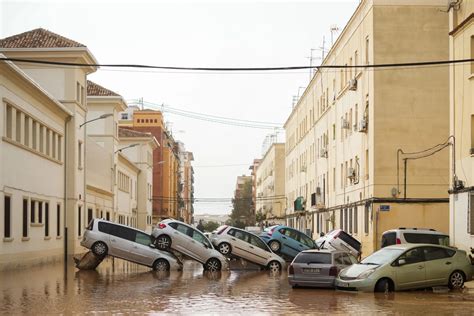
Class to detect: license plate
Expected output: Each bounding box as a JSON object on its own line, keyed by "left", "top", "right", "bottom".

{"left": 303, "top": 268, "right": 320, "bottom": 273}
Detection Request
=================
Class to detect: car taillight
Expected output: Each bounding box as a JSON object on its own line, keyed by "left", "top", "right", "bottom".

{"left": 288, "top": 264, "right": 294, "bottom": 275}
{"left": 396, "top": 238, "right": 401, "bottom": 244}
{"left": 158, "top": 223, "right": 166, "bottom": 229}
{"left": 329, "top": 266, "right": 339, "bottom": 276}
{"left": 217, "top": 225, "right": 228, "bottom": 235}
{"left": 268, "top": 227, "right": 276, "bottom": 236}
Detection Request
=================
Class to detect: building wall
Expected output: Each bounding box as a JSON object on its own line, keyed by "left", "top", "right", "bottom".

{"left": 0, "top": 62, "right": 69, "bottom": 270}
{"left": 284, "top": 0, "right": 450, "bottom": 253}
{"left": 449, "top": 1, "right": 474, "bottom": 252}
{"left": 116, "top": 154, "right": 139, "bottom": 228}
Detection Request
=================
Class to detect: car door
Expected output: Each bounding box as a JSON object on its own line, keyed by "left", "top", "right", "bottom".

{"left": 280, "top": 228, "right": 301, "bottom": 257}
{"left": 298, "top": 232, "right": 316, "bottom": 251}
{"left": 109, "top": 225, "right": 136, "bottom": 260}
{"left": 229, "top": 229, "right": 252, "bottom": 260}
{"left": 423, "top": 246, "right": 455, "bottom": 286}
{"left": 170, "top": 222, "right": 195, "bottom": 257}
{"left": 189, "top": 228, "right": 213, "bottom": 262}
{"left": 131, "top": 231, "right": 155, "bottom": 266}
{"left": 248, "top": 234, "right": 272, "bottom": 265}
{"left": 393, "top": 247, "right": 427, "bottom": 290}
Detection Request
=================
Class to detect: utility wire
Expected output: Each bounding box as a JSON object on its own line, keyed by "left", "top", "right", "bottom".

{"left": 1, "top": 57, "right": 473, "bottom": 71}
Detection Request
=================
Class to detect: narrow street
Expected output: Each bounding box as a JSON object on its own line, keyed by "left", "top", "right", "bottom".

{"left": 1, "top": 258, "right": 474, "bottom": 314}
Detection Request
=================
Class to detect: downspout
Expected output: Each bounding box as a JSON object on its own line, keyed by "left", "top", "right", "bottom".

{"left": 64, "top": 115, "right": 72, "bottom": 265}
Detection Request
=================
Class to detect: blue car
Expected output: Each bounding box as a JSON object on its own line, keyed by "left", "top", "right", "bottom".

{"left": 260, "top": 225, "right": 317, "bottom": 259}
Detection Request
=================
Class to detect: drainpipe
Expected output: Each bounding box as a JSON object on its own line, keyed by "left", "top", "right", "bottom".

{"left": 64, "top": 115, "right": 72, "bottom": 265}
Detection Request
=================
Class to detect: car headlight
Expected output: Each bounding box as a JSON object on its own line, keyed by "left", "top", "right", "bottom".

{"left": 358, "top": 269, "right": 376, "bottom": 279}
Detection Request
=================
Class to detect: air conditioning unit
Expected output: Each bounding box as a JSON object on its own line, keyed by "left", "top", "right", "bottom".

{"left": 348, "top": 78, "right": 358, "bottom": 91}
{"left": 358, "top": 118, "right": 368, "bottom": 133}
{"left": 320, "top": 148, "right": 328, "bottom": 158}
{"left": 347, "top": 167, "right": 356, "bottom": 179}
{"left": 342, "top": 119, "right": 350, "bottom": 129}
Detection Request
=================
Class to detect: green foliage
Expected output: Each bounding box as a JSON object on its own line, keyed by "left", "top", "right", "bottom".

{"left": 202, "top": 221, "right": 219, "bottom": 232}
{"left": 229, "top": 178, "right": 255, "bottom": 227}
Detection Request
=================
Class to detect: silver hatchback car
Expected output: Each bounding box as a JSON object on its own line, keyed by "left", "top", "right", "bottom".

{"left": 210, "top": 225, "right": 286, "bottom": 272}
{"left": 152, "top": 219, "right": 228, "bottom": 272}
{"left": 81, "top": 219, "right": 182, "bottom": 271}
{"left": 288, "top": 249, "right": 358, "bottom": 288}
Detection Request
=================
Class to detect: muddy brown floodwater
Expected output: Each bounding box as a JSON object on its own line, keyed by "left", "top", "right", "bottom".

{"left": 1, "top": 258, "right": 474, "bottom": 315}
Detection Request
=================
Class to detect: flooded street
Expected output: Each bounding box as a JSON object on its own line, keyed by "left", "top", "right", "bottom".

{"left": 1, "top": 258, "right": 474, "bottom": 315}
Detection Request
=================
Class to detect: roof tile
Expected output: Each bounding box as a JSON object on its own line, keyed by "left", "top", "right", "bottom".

{"left": 0, "top": 28, "right": 85, "bottom": 48}
{"left": 87, "top": 80, "right": 120, "bottom": 97}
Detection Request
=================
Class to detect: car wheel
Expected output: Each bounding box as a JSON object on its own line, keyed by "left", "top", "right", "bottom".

{"left": 448, "top": 271, "right": 465, "bottom": 289}
{"left": 91, "top": 241, "right": 108, "bottom": 257}
{"left": 155, "top": 235, "right": 171, "bottom": 250}
{"left": 267, "top": 260, "right": 282, "bottom": 272}
{"left": 153, "top": 258, "right": 170, "bottom": 272}
{"left": 374, "top": 278, "right": 393, "bottom": 293}
{"left": 218, "top": 242, "right": 232, "bottom": 256}
{"left": 205, "top": 258, "right": 222, "bottom": 272}
{"left": 268, "top": 240, "right": 281, "bottom": 253}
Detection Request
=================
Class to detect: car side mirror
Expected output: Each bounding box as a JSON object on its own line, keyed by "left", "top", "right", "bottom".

{"left": 149, "top": 243, "right": 156, "bottom": 249}
{"left": 397, "top": 258, "right": 406, "bottom": 266}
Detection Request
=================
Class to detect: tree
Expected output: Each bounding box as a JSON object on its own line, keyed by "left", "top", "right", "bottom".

{"left": 196, "top": 219, "right": 204, "bottom": 232}
{"left": 229, "top": 178, "right": 255, "bottom": 227}
{"left": 203, "top": 221, "right": 219, "bottom": 232}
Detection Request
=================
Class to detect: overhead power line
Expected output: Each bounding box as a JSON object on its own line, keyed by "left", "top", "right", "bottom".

{"left": 1, "top": 57, "right": 473, "bottom": 71}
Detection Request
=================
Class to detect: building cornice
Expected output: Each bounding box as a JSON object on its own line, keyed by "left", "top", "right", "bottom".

{"left": 449, "top": 13, "right": 474, "bottom": 36}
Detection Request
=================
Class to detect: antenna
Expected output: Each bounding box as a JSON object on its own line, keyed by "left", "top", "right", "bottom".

{"left": 320, "top": 36, "right": 326, "bottom": 60}
{"left": 330, "top": 25, "right": 340, "bottom": 46}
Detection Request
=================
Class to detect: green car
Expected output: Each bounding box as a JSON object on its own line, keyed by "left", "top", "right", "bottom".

{"left": 335, "top": 244, "right": 473, "bottom": 292}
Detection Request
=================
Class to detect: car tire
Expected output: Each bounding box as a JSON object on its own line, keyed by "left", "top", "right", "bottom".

{"left": 268, "top": 240, "right": 281, "bottom": 253}
{"left": 267, "top": 260, "right": 282, "bottom": 272}
{"left": 218, "top": 242, "right": 232, "bottom": 256}
{"left": 91, "top": 241, "right": 108, "bottom": 258}
{"left": 374, "top": 278, "right": 393, "bottom": 293}
{"left": 205, "top": 258, "right": 222, "bottom": 272}
{"left": 155, "top": 235, "right": 171, "bottom": 251}
{"left": 153, "top": 258, "right": 170, "bottom": 272}
{"left": 448, "top": 271, "right": 465, "bottom": 289}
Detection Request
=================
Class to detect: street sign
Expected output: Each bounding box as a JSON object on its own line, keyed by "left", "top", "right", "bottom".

{"left": 379, "top": 205, "right": 390, "bottom": 212}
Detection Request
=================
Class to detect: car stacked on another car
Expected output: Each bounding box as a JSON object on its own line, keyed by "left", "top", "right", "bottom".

{"left": 336, "top": 244, "right": 472, "bottom": 292}
{"left": 260, "top": 225, "right": 317, "bottom": 259}
{"left": 288, "top": 249, "right": 358, "bottom": 288}
{"left": 318, "top": 229, "right": 362, "bottom": 258}
{"left": 381, "top": 228, "right": 450, "bottom": 248}
{"left": 81, "top": 219, "right": 182, "bottom": 271}
{"left": 152, "top": 219, "right": 228, "bottom": 272}
{"left": 210, "top": 225, "right": 285, "bottom": 272}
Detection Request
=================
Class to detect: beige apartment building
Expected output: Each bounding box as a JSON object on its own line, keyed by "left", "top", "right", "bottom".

{"left": 285, "top": 0, "right": 450, "bottom": 254}
{"left": 448, "top": 1, "right": 474, "bottom": 252}
{"left": 0, "top": 28, "right": 98, "bottom": 268}
{"left": 256, "top": 143, "right": 286, "bottom": 224}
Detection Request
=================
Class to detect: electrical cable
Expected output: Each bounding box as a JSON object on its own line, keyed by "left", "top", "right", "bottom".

{"left": 1, "top": 56, "right": 473, "bottom": 71}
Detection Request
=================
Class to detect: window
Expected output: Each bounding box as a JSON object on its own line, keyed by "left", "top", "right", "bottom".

{"left": 30, "top": 200, "right": 35, "bottom": 223}
{"left": 381, "top": 232, "right": 396, "bottom": 248}
{"left": 399, "top": 247, "right": 424, "bottom": 265}
{"left": 15, "top": 111, "right": 21, "bottom": 143}
{"left": 404, "top": 233, "right": 450, "bottom": 245}
{"left": 39, "top": 126, "right": 44, "bottom": 153}
{"left": 78, "top": 141, "right": 83, "bottom": 169}
{"left": 4, "top": 196, "right": 11, "bottom": 238}
{"left": 295, "top": 252, "right": 331, "bottom": 264}
{"left": 78, "top": 206, "right": 82, "bottom": 237}
{"left": 24, "top": 115, "right": 29, "bottom": 146}
{"left": 135, "top": 232, "right": 151, "bottom": 246}
{"left": 76, "top": 82, "right": 81, "bottom": 102}
{"left": 298, "top": 233, "right": 314, "bottom": 248}
{"left": 118, "top": 171, "right": 130, "bottom": 192}
{"left": 6, "top": 104, "right": 13, "bottom": 139}
{"left": 349, "top": 208, "right": 353, "bottom": 233}
{"left": 364, "top": 205, "right": 370, "bottom": 234}
{"left": 57, "top": 204, "right": 61, "bottom": 237}
{"left": 87, "top": 208, "right": 93, "bottom": 226}
{"left": 344, "top": 209, "right": 348, "bottom": 231}
{"left": 45, "top": 202, "right": 49, "bottom": 237}
{"left": 423, "top": 246, "right": 452, "bottom": 261}
{"left": 354, "top": 207, "right": 358, "bottom": 234}
{"left": 365, "top": 149, "right": 369, "bottom": 180}
{"left": 23, "top": 199, "right": 28, "bottom": 237}
{"left": 339, "top": 209, "right": 343, "bottom": 228}
{"left": 365, "top": 36, "right": 370, "bottom": 64}
{"left": 38, "top": 201, "right": 43, "bottom": 224}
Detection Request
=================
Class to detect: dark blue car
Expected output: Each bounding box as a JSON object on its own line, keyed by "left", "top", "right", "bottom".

{"left": 260, "top": 225, "right": 316, "bottom": 259}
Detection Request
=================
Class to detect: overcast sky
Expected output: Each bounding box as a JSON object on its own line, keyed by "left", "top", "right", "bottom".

{"left": 1, "top": 0, "right": 358, "bottom": 215}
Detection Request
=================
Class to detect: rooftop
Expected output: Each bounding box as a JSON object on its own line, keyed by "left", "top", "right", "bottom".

{"left": 118, "top": 128, "right": 153, "bottom": 138}
{"left": 87, "top": 80, "right": 120, "bottom": 97}
{"left": 0, "top": 28, "right": 86, "bottom": 48}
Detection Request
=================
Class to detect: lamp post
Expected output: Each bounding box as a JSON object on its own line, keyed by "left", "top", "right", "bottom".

{"left": 79, "top": 113, "right": 113, "bottom": 128}
{"left": 115, "top": 143, "right": 140, "bottom": 154}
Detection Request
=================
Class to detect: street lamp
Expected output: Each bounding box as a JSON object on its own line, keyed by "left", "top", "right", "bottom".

{"left": 79, "top": 113, "right": 113, "bottom": 128}
{"left": 115, "top": 143, "right": 139, "bottom": 154}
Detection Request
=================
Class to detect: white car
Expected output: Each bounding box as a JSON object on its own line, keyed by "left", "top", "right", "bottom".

{"left": 381, "top": 228, "right": 450, "bottom": 248}
{"left": 318, "top": 229, "right": 362, "bottom": 258}
{"left": 210, "top": 225, "right": 286, "bottom": 272}
{"left": 81, "top": 219, "right": 182, "bottom": 271}
{"left": 152, "top": 219, "right": 228, "bottom": 272}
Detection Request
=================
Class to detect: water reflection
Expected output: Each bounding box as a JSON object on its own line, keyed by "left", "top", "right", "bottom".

{"left": 0, "top": 258, "right": 473, "bottom": 314}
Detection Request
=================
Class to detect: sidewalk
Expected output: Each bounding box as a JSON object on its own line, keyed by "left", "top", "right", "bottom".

{"left": 465, "top": 280, "right": 474, "bottom": 291}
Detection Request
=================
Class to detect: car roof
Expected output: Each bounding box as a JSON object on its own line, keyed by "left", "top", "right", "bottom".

{"left": 382, "top": 243, "right": 454, "bottom": 251}
{"left": 228, "top": 225, "right": 261, "bottom": 238}
{"left": 383, "top": 228, "right": 447, "bottom": 235}
{"left": 95, "top": 219, "right": 149, "bottom": 235}
{"left": 301, "top": 249, "right": 346, "bottom": 254}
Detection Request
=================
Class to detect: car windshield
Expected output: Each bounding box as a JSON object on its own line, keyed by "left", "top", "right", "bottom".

{"left": 360, "top": 248, "right": 405, "bottom": 265}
